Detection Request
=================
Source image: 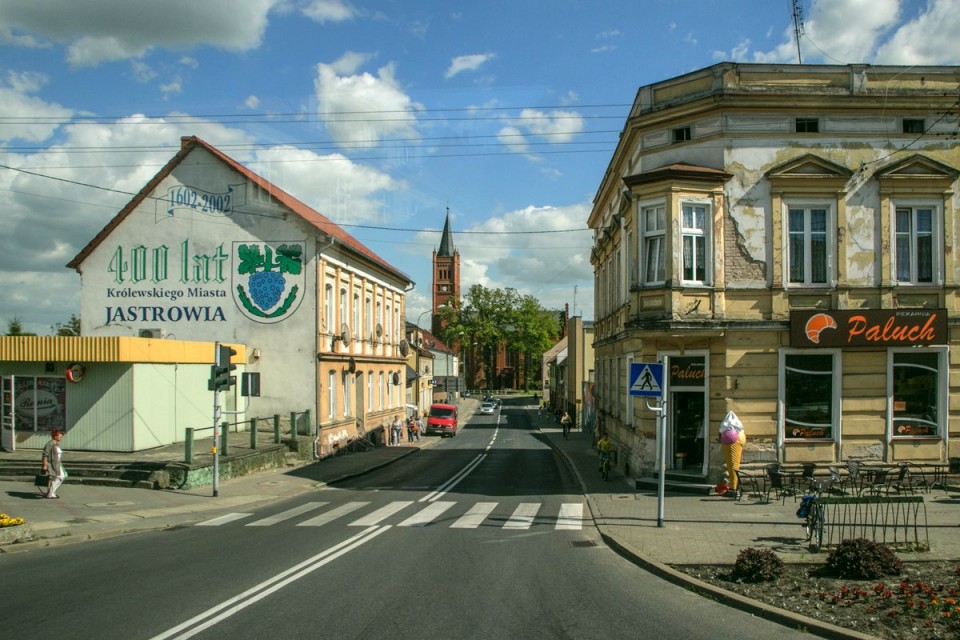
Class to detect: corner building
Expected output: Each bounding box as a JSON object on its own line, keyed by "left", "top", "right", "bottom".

{"left": 588, "top": 63, "right": 960, "bottom": 482}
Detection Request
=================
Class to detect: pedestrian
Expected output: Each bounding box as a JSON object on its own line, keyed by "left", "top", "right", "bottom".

{"left": 391, "top": 415, "right": 403, "bottom": 446}
{"left": 561, "top": 411, "right": 572, "bottom": 439}
{"left": 406, "top": 416, "right": 415, "bottom": 442}
{"left": 41, "top": 428, "right": 66, "bottom": 499}
{"left": 411, "top": 416, "right": 421, "bottom": 442}
{"left": 415, "top": 414, "right": 424, "bottom": 441}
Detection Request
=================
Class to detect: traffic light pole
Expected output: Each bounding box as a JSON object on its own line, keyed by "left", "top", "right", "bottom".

{"left": 212, "top": 386, "right": 221, "bottom": 497}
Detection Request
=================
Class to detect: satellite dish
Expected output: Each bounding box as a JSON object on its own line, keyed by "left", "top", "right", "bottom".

{"left": 348, "top": 357, "right": 357, "bottom": 374}
{"left": 340, "top": 323, "right": 352, "bottom": 347}
{"left": 399, "top": 339, "right": 410, "bottom": 357}
{"left": 375, "top": 322, "right": 383, "bottom": 338}
{"left": 391, "top": 371, "right": 401, "bottom": 385}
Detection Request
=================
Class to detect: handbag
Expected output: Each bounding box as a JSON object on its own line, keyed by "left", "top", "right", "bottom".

{"left": 34, "top": 472, "right": 48, "bottom": 487}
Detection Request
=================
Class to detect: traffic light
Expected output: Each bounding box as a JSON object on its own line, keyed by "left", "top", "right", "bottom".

{"left": 208, "top": 343, "right": 237, "bottom": 391}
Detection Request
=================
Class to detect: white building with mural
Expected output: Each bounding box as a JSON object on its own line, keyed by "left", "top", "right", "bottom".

{"left": 26, "top": 136, "right": 415, "bottom": 451}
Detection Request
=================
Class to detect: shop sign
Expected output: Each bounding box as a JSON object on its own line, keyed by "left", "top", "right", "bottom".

{"left": 790, "top": 309, "right": 947, "bottom": 348}
{"left": 669, "top": 357, "right": 705, "bottom": 387}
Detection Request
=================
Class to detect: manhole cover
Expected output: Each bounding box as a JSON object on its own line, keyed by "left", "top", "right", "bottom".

{"left": 85, "top": 501, "right": 135, "bottom": 508}
{"left": 570, "top": 540, "right": 598, "bottom": 548}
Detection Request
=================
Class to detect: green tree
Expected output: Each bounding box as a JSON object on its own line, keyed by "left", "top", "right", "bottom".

{"left": 51, "top": 314, "right": 81, "bottom": 336}
{"left": 5, "top": 317, "right": 36, "bottom": 336}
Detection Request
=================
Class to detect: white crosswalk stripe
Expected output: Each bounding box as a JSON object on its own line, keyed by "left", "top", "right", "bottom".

{"left": 503, "top": 503, "right": 540, "bottom": 530}
{"left": 348, "top": 500, "right": 413, "bottom": 527}
{"left": 397, "top": 501, "right": 455, "bottom": 527}
{"left": 247, "top": 502, "right": 328, "bottom": 527}
{"left": 297, "top": 501, "right": 369, "bottom": 527}
{"left": 195, "top": 501, "right": 585, "bottom": 531}
{"left": 555, "top": 503, "right": 584, "bottom": 530}
{"left": 196, "top": 513, "right": 253, "bottom": 526}
{"left": 450, "top": 502, "right": 498, "bottom": 529}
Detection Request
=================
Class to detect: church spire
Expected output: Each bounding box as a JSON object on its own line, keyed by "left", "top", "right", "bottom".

{"left": 437, "top": 206, "right": 455, "bottom": 257}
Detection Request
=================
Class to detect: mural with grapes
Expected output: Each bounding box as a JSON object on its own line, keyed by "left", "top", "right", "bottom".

{"left": 232, "top": 241, "right": 305, "bottom": 323}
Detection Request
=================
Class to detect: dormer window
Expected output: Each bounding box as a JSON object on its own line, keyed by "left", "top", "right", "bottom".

{"left": 795, "top": 117, "right": 819, "bottom": 133}
{"left": 672, "top": 126, "right": 691, "bottom": 143}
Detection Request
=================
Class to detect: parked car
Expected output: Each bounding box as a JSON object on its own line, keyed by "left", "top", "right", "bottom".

{"left": 479, "top": 402, "right": 496, "bottom": 415}
{"left": 426, "top": 403, "right": 458, "bottom": 437}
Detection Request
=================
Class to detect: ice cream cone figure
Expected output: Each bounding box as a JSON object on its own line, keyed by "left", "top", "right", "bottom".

{"left": 718, "top": 411, "right": 745, "bottom": 494}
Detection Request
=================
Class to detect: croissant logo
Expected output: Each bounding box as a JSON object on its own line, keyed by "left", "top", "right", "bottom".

{"left": 804, "top": 313, "right": 837, "bottom": 344}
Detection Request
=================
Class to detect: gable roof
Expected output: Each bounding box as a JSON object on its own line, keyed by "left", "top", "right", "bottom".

{"left": 67, "top": 136, "right": 412, "bottom": 285}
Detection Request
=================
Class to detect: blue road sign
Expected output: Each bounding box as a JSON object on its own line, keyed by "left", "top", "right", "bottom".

{"left": 629, "top": 362, "right": 664, "bottom": 397}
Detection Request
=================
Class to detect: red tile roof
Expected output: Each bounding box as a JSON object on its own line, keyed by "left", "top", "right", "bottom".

{"left": 68, "top": 136, "right": 412, "bottom": 284}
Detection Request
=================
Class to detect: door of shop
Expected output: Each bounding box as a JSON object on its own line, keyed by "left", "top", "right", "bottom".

{"left": 666, "top": 355, "right": 707, "bottom": 472}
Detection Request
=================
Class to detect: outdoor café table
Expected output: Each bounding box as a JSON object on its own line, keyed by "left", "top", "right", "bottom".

{"left": 777, "top": 468, "right": 805, "bottom": 500}
{"left": 858, "top": 465, "right": 897, "bottom": 496}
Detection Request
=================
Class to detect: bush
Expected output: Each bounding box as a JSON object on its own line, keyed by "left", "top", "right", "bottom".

{"left": 731, "top": 547, "right": 785, "bottom": 583}
{"left": 826, "top": 538, "right": 904, "bottom": 579}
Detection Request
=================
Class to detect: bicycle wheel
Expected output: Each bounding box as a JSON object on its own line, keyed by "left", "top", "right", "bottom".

{"left": 808, "top": 505, "right": 825, "bottom": 552}
{"left": 601, "top": 458, "right": 610, "bottom": 480}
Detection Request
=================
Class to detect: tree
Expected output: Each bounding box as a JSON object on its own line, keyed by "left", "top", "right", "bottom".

{"left": 437, "top": 285, "right": 559, "bottom": 391}
{"left": 5, "top": 317, "right": 36, "bottom": 336}
{"left": 51, "top": 314, "right": 81, "bottom": 337}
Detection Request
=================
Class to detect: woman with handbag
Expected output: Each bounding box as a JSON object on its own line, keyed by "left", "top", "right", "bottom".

{"left": 41, "top": 429, "right": 65, "bottom": 499}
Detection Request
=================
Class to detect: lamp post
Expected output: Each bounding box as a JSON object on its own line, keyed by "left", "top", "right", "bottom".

{"left": 413, "top": 304, "right": 445, "bottom": 413}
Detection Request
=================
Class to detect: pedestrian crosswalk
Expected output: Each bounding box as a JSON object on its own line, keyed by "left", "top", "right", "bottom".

{"left": 196, "top": 500, "right": 585, "bottom": 531}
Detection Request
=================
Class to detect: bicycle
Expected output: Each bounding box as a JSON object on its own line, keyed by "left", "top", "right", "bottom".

{"left": 798, "top": 478, "right": 828, "bottom": 551}
{"left": 599, "top": 451, "right": 611, "bottom": 480}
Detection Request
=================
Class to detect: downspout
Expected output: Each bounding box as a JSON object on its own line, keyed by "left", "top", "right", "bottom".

{"left": 314, "top": 235, "right": 336, "bottom": 460}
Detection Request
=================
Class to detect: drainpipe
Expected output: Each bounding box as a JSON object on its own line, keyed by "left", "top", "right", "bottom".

{"left": 314, "top": 235, "right": 337, "bottom": 460}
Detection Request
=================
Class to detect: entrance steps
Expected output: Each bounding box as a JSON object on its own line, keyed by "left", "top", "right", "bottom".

{"left": 635, "top": 470, "right": 715, "bottom": 495}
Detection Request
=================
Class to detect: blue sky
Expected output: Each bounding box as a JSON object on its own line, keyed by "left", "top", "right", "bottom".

{"left": 1, "top": 0, "right": 958, "bottom": 334}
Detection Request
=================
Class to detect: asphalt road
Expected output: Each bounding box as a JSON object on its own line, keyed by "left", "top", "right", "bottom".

{"left": 0, "top": 401, "right": 815, "bottom": 639}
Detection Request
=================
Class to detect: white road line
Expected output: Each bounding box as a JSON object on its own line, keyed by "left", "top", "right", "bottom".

{"left": 556, "top": 503, "right": 584, "bottom": 530}
{"left": 503, "top": 503, "right": 540, "bottom": 530}
{"left": 149, "top": 526, "right": 389, "bottom": 640}
{"left": 420, "top": 454, "right": 486, "bottom": 503}
{"left": 196, "top": 513, "right": 252, "bottom": 527}
{"left": 450, "top": 502, "right": 498, "bottom": 529}
{"left": 397, "top": 501, "right": 455, "bottom": 527}
{"left": 348, "top": 501, "right": 413, "bottom": 526}
{"left": 246, "top": 502, "right": 328, "bottom": 527}
{"left": 297, "top": 501, "right": 369, "bottom": 527}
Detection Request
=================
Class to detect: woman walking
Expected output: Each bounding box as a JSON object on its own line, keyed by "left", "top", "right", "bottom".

{"left": 41, "top": 429, "right": 66, "bottom": 499}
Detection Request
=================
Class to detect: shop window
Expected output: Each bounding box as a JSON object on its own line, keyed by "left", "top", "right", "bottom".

{"left": 894, "top": 205, "right": 937, "bottom": 284}
{"left": 891, "top": 350, "right": 941, "bottom": 437}
{"left": 782, "top": 352, "right": 836, "bottom": 440}
{"left": 787, "top": 205, "right": 831, "bottom": 285}
{"left": 681, "top": 203, "right": 710, "bottom": 284}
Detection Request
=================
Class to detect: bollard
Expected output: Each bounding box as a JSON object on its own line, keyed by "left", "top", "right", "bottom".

{"left": 220, "top": 421, "right": 229, "bottom": 457}
{"left": 273, "top": 414, "right": 281, "bottom": 443}
{"left": 185, "top": 428, "right": 194, "bottom": 463}
{"left": 290, "top": 411, "right": 297, "bottom": 438}
{"left": 250, "top": 417, "right": 257, "bottom": 449}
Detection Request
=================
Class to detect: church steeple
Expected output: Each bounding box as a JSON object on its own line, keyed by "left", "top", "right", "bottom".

{"left": 432, "top": 207, "right": 460, "bottom": 337}
{"left": 437, "top": 207, "right": 455, "bottom": 257}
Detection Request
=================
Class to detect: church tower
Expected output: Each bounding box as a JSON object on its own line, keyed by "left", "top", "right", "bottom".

{"left": 432, "top": 208, "right": 460, "bottom": 337}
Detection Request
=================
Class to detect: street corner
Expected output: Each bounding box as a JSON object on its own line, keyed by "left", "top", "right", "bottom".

{"left": 0, "top": 522, "right": 35, "bottom": 548}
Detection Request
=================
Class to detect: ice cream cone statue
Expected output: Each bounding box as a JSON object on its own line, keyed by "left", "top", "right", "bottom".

{"left": 718, "top": 411, "right": 745, "bottom": 494}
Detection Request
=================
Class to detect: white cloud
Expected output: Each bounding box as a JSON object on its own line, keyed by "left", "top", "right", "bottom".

{"left": 516, "top": 109, "right": 584, "bottom": 143}
{"left": 301, "top": 0, "right": 355, "bottom": 23}
{"left": 131, "top": 60, "right": 157, "bottom": 83}
{"left": 160, "top": 77, "right": 183, "bottom": 98}
{"left": 179, "top": 56, "right": 199, "bottom": 69}
{"left": 0, "top": 0, "right": 280, "bottom": 66}
{"left": 0, "top": 71, "right": 72, "bottom": 142}
{"left": 874, "top": 0, "right": 960, "bottom": 64}
{"left": 445, "top": 53, "right": 495, "bottom": 79}
{"left": 245, "top": 95, "right": 261, "bottom": 109}
{"left": 497, "top": 126, "right": 528, "bottom": 154}
{"left": 314, "top": 54, "right": 423, "bottom": 148}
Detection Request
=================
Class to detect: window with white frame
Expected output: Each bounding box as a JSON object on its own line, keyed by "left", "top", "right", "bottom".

{"left": 365, "top": 295, "right": 372, "bottom": 340}
{"left": 324, "top": 283, "right": 334, "bottom": 330}
{"left": 367, "top": 373, "right": 373, "bottom": 411}
{"left": 328, "top": 370, "right": 336, "bottom": 419}
{"left": 626, "top": 230, "right": 636, "bottom": 288}
{"left": 787, "top": 204, "right": 830, "bottom": 285}
{"left": 681, "top": 202, "right": 709, "bottom": 284}
{"left": 890, "top": 349, "right": 943, "bottom": 437}
{"left": 343, "top": 372, "right": 352, "bottom": 417}
{"left": 781, "top": 351, "right": 838, "bottom": 440}
{"left": 641, "top": 204, "right": 665, "bottom": 284}
{"left": 339, "top": 287, "right": 347, "bottom": 330}
{"left": 378, "top": 371, "right": 384, "bottom": 409}
{"left": 353, "top": 291, "right": 360, "bottom": 335}
{"left": 893, "top": 204, "right": 937, "bottom": 284}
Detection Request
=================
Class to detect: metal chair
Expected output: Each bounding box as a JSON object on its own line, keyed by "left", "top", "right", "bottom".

{"left": 826, "top": 465, "right": 847, "bottom": 495}
{"left": 846, "top": 459, "right": 863, "bottom": 495}
{"left": 861, "top": 466, "right": 893, "bottom": 496}
{"left": 892, "top": 462, "right": 930, "bottom": 494}
{"left": 764, "top": 463, "right": 792, "bottom": 504}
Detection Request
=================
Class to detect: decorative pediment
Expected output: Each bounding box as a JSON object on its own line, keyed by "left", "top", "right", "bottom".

{"left": 766, "top": 153, "right": 853, "bottom": 180}
{"left": 875, "top": 154, "right": 959, "bottom": 179}
{"left": 876, "top": 154, "right": 958, "bottom": 196}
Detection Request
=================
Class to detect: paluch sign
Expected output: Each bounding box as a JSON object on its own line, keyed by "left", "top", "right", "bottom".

{"left": 790, "top": 309, "right": 947, "bottom": 348}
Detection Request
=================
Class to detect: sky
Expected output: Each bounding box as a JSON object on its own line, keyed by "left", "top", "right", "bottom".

{"left": 1, "top": 0, "right": 959, "bottom": 335}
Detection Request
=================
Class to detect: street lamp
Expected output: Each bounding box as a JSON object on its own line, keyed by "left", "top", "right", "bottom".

{"left": 412, "top": 304, "right": 445, "bottom": 413}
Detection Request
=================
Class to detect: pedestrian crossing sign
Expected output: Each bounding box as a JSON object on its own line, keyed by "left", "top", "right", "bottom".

{"left": 629, "top": 362, "right": 663, "bottom": 397}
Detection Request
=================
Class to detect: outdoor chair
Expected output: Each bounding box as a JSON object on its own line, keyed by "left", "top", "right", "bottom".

{"left": 733, "top": 468, "right": 765, "bottom": 503}
{"left": 861, "top": 466, "right": 893, "bottom": 496}
{"left": 764, "top": 463, "right": 793, "bottom": 504}
{"left": 826, "top": 465, "right": 847, "bottom": 495}
{"left": 892, "top": 462, "right": 930, "bottom": 494}
{"left": 846, "top": 459, "right": 863, "bottom": 495}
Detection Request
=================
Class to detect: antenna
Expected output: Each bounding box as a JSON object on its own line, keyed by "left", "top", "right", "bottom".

{"left": 791, "top": 0, "right": 804, "bottom": 64}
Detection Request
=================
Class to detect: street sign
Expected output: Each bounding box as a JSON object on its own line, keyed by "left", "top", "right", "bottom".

{"left": 629, "top": 362, "right": 664, "bottom": 397}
